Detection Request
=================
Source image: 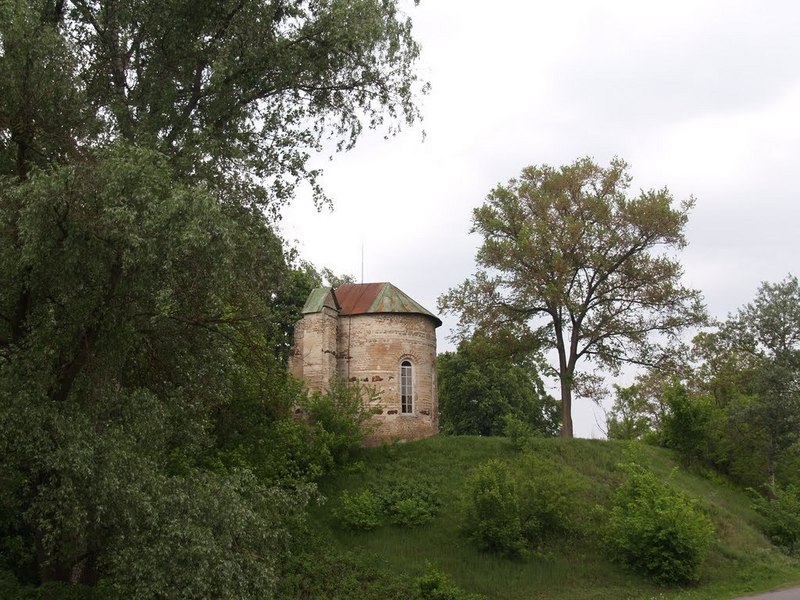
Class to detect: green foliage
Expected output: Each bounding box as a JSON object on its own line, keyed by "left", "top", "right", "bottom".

{"left": 439, "top": 157, "right": 706, "bottom": 437}
{"left": 683, "top": 275, "right": 800, "bottom": 491}
{"left": 413, "top": 566, "right": 485, "bottom": 600}
{"left": 752, "top": 485, "right": 800, "bottom": 556}
{"left": 101, "top": 470, "right": 310, "bottom": 599}
{"left": 0, "top": 0, "right": 424, "bottom": 592}
{"left": 335, "top": 478, "right": 441, "bottom": 531}
{"left": 661, "top": 382, "right": 725, "bottom": 468}
{"left": 381, "top": 480, "right": 441, "bottom": 527}
{"left": 437, "top": 331, "right": 559, "bottom": 437}
{"left": 606, "top": 463, "right": 715, "bottom": 584}
{"left": 219, "top": 379, "right": 382, "bottom": 486}
{"left": 277, "top": 542, "right": 413, "bottom": 600}
{"left": 1, "top": 0, "right": 425, "bottom": 202}
{"left": 606, "top": 381, "right": 666, "bottom": 442}
{"left": 515, "top": 454, "right": 589, "bottom": 540}
{"left": 230, "top": 416, "right": 335, "bottom": 485}
{"left": 336, "top": 489, "right": 384, "bottom": 531}
{"left": 301, "top": 379, "right": 382, "bottom": 466}
{"left": 464, "top": 454, "right": 591, "bottom": 559}
{"left": 464, "top": 460, "right": 527, "bottom": 558}
{"left": 503, "top": 413, "right": 535, "bottom": 451}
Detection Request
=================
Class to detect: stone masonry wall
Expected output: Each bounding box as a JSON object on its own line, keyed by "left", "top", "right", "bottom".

{"left": 289, "top": 307, "right": 338, "bottom": 393}
{"left": 336, "top": 313, "right": 438, "bottom": 443}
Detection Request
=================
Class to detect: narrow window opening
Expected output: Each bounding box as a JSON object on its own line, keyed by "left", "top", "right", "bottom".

{"left": 401, "top": 360, "right": 413, "bottom": 414}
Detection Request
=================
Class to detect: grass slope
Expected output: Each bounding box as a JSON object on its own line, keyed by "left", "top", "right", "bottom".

{"left": 309, "top": 436, "right": 800, "bottom": 600}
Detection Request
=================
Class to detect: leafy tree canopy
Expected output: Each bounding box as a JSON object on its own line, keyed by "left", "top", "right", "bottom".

{"left": 608, "top": 276, "right": 800, "bottom": 492}
{"left": 439, "top": 157, "right": 706, "bottom": 437}
{"left": 0, "top": 0, "right": 424, "bottom": 594}
{"left": 437, "top": 330, "right": 559, "bottom": 437}
{"left": 692, "top": 275, "right": 800, "bottom": 491}
{"left": 0, "top": 0, "right": 425, "bottom": 206}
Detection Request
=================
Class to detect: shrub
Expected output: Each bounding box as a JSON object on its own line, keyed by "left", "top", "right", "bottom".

{"left": 335, "top": 489, "right": 383, "bottom": 531}
{"left": 413, "top": 565, "right": 485, "bottom": 600}
{"left": 335, "top": 479, "right": 441, "bottom": 530}
{"left": 503, "top": 413, "right": 534, "bottom": 451}
{"left": 276, "top": 543, "right": 412, "bottom": 600}
{"left": 248, "top": 417, "right": 334, "bottom": 484}
{"left": 605, "top": 463, "right": 714, "bottom": 584}
{"left": 516, "top": 455, "right": 587, "bottom": 540}
{"left": 465, "top": 460, "right": 527, "bottom": 558}
{"left": 301, "top": 379, "right": 381, "bottom": 466}
{"left": 752, "top": 485, "right": 800, "bottom": 555}
{"left": 661, "top": 384, "right": 724, "bottom": 469}
{"left": 381, "top": 479, "right": 441, "bottom": 527}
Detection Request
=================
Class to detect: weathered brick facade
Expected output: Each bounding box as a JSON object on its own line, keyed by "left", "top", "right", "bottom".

{"left": 290, "top": 283, "right": 440, "bottom": 443}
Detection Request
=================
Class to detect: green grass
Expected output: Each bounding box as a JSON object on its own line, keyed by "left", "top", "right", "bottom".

{"left": 305, "top": 436, "right": 800, "bottom": 600}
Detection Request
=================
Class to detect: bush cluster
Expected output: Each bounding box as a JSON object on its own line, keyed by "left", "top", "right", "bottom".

{"left": 300, "top": 379, "right": 381, "bottom": 466}
{"left": 464, "top": 457, "right": 587, "bottom": 558}
{"left": 412, "top": 566, "right": 485, "bottom": 600}
{"left": 335, "top": 479, "right": 441, "bottom": 531}
{"left": 605, "top": 463, "right": 714, "bottom": 584}
{"left": 752, "top": 484, "right": 800, "bottom": 555}
{"left": 502, "top": 414, "right": 535, "bottom": 451}
{"left": 464, "top": 460, "right": 526, "bottom": 557}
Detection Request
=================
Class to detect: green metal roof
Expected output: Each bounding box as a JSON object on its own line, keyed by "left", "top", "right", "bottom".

{"left": 301, "top": 287, "right": 338, "bottom": 314}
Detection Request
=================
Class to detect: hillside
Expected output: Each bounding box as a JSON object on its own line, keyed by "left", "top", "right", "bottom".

{"left": 288, "top": 436, "right": 800, "bottom": 600}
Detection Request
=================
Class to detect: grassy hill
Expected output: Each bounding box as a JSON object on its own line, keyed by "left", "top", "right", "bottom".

{"left": 289, "top": 435, "right": 800, "bottom": 600}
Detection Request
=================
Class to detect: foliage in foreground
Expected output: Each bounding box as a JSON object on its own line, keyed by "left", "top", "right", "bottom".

{"left": 606, "top": 463, "right": 715, "bottom": 584}
{"left": 0, "top": 0, "right": 424, "bottom": 594}
{"left": 301, "top": 379, "right": 383, "bottom": 467}
{"left": 753, "top": 485, "right": 800, "bottom": 556}
{"left": 277, "top": 540, "right": 482, "bottom": 600}
{"left": 464, "top": 460, "right": 527, "bottom": 558}
{"left": 413, "top": 566, "right": 485, "bottom": 600}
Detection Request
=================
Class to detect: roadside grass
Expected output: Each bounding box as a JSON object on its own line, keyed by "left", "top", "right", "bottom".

{"left": 308, "top": 436, "right": 800, "bottom": 600}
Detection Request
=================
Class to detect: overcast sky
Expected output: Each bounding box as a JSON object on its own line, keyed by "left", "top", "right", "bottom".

{"left": 280, "top": 0, "right": 800, "bottom": 437}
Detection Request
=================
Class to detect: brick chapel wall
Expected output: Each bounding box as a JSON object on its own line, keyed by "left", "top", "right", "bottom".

{"left": 290, "top": 307, "right": 338, "bottom": 393}
{"left": 336, "top": 313, "right": 438, "bottom": 442}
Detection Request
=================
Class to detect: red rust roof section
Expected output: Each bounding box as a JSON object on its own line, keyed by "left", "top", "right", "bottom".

{"left": 334, "top": 282, "right": 386, "bottom": 315}
{"left": 333, "top": 282, "right": 442, "bottom": 327}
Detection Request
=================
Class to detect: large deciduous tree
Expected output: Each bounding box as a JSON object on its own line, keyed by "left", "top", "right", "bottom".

{"left": 439, "top": 158, "right": 706, "bottom": 437}
{"left": 0, "top": 0, "right": 424, "bottom": 594}
{"left": 695, "top": 276, "right": 800, "bottom": 492}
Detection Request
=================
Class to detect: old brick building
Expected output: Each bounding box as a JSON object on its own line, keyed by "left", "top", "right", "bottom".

{"left": 290, "top": 282, "right": 441, "bottom": 442}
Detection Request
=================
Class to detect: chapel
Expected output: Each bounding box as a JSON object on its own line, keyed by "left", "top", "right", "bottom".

{"left": 290, "top": 282, "right": 441, "bottom": 442}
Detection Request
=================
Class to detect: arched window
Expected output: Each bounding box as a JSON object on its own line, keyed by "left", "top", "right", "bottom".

{"left": 400, "top": 360, "right": 413, "bottom": 414}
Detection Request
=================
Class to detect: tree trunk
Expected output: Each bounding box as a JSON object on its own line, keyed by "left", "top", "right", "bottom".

{"left": 560, "top": 375, "right": 573, "bottom": 438}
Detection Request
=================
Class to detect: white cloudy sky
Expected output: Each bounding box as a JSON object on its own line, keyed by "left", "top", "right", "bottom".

{"left": 281, "top": 0, "right": 800, "bottom": 437}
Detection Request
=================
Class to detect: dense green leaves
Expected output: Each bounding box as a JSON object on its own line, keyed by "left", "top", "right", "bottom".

{"left": 437, "top": 332, "right": 559, "bottom": 437}
{"left": 464, "top": 460, "right": 527, "bottom": 558}
{"left": 683, "top": 276, "right": 800, "bottom": 490}
{"left": 753, "top": 484, "right": 800, "bottom": 556}
{"left": 0, "top": 0, "right": 424, "bottom": 593}
{"left": 605, "top": 463, "right": 714, "bottom": 584}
